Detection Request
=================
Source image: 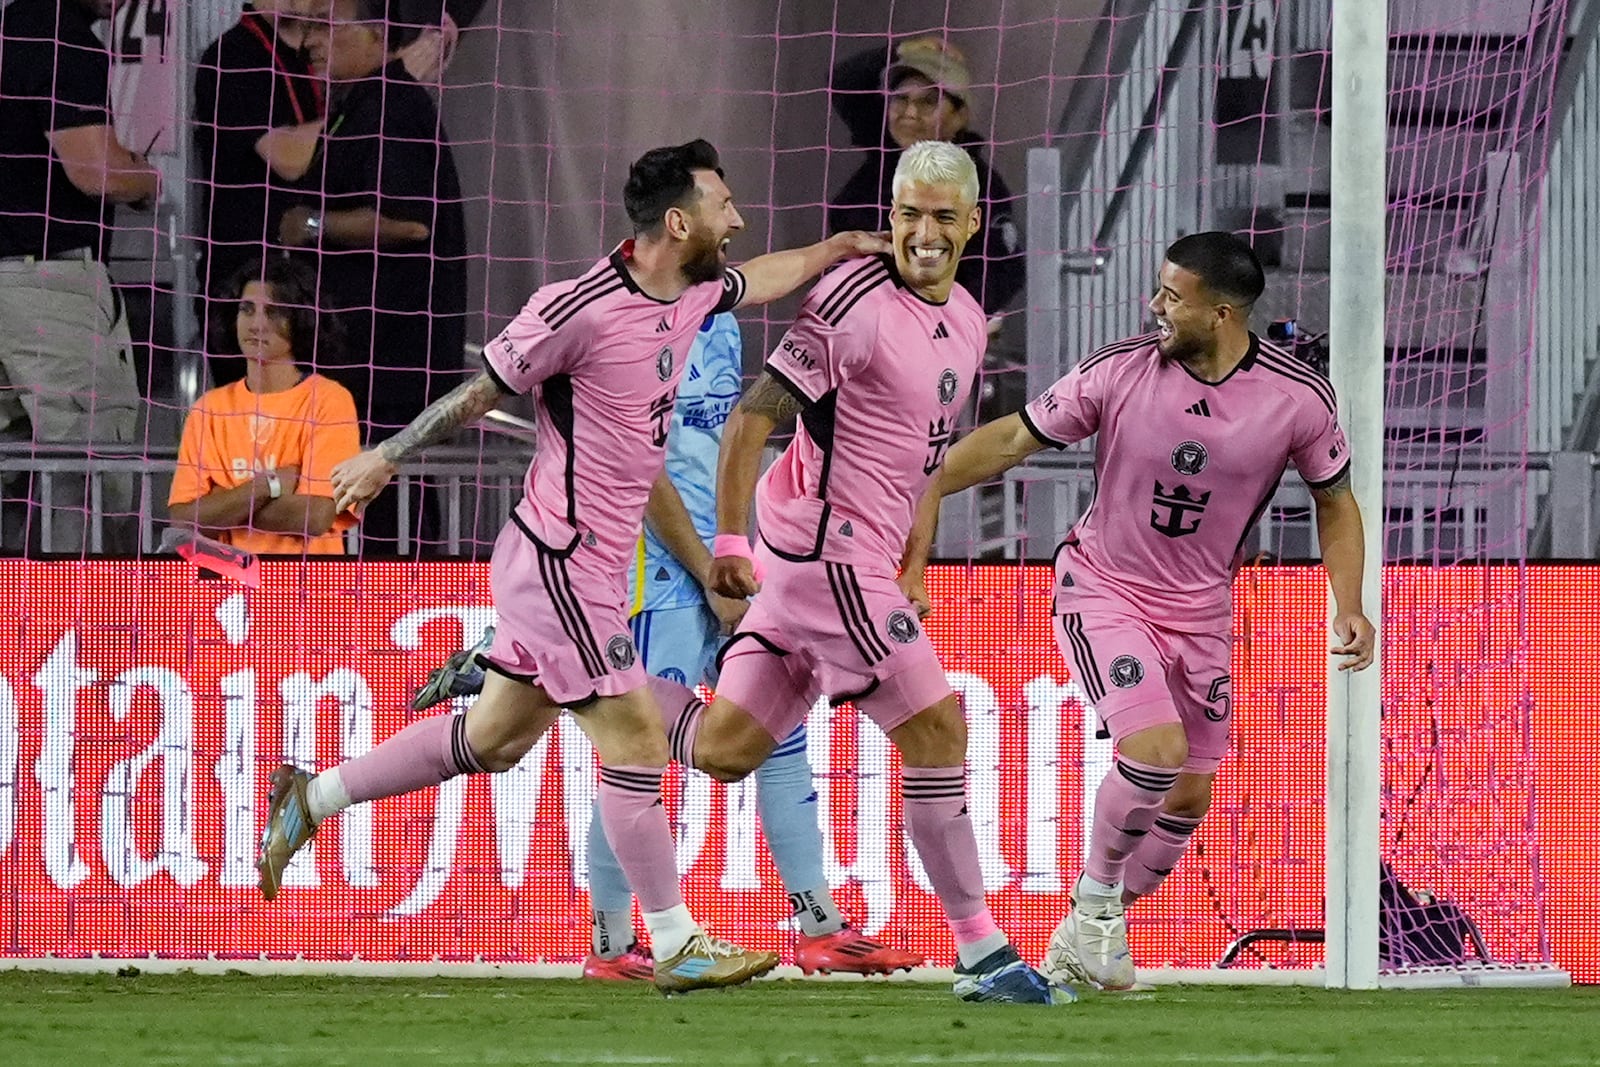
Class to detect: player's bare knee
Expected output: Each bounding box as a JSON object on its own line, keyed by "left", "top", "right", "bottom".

{"left": 1118, "top": 722, "right": 1189, "bottom": 770}
{"left": 472, "top": 737, "right": 528, "bottom": 773}
{"left": 1163, "top": 774, "right": 1214, "bottom": 819}
{"left": 698, "top": 747, "right": 761, "bottom": 784}
{"left": 692, "top": 701, "right": 771, "bottom": 782}
{"left": 890, "top": 697, "right": 967, "bottom": 768}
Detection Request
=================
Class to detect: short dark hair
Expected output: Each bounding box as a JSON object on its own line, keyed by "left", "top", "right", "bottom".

{"left": 623, "top": 139, "right": 724, "bottom": 235}
{"left": 1165, "top": 231, "right": 1266, "bottom": 308}
{"left": 210, "top": 256, "right": 345, "bottom": 365}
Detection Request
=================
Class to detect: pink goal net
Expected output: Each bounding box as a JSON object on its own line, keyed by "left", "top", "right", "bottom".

{"left": 0, "top": 0, "right": 1592, "bottom": 983}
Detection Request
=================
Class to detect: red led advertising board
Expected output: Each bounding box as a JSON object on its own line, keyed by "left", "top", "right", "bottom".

{"left": 0, "top": 561, "right": 1594, "bottom": 980}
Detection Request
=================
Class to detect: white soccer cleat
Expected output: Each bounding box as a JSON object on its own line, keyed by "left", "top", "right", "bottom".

{"left": 1042, "top": 876, "right": 1137, "bottom": 991}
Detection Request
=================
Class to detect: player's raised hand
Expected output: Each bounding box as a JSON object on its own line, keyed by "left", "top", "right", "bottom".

{"left": 828, "top": 230, "right": 893, "bottom": 259}
{"left": 331, "top": 449, "right": 397, "bottom": 516}
{"left": 708, "top": 554, "right": 761, "bottom": 599}
{"left": 897, "top": 569, "right": 932, "bottom": 620}
{"left": 1330, "top": 611, "right": 1376, "bottom": 671}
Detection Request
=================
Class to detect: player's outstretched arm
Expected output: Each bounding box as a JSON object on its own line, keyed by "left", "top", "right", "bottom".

{"left": 1311, "top": 468, "right": 1376, "bottom": 671}
{"left": 708, "top": 371, "right": 803, "bottom": 597}
{"left": 331, "top": 372, "right": 506, "bottom": 515}
{"left": 902, "top": 414, "right": 1045, "bottom": 583}
{"left": 938, "top": 412, "right": 1048, "bottom": 498}
{"left": 735, "top": 231, "right": 891, "bottom": 308}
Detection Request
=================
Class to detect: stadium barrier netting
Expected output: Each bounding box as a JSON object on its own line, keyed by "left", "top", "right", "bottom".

{"left": 0, "top": 0, "right": 1593, "bottom": 984}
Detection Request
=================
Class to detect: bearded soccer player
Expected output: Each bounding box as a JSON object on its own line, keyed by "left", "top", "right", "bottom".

{"left": 647, "top": 141, "right": 1070, "bottom": 1005}
{"left": 411, "top": 312, "right": 922, "bottom": 980}
{"left": 255, "top": 139, "right": 888, "bottom": 994}
{"left": 904, "top": 230, "right": 1376, "bottom": 990}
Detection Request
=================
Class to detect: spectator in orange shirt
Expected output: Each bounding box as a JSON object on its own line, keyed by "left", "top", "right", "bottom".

{"left": 167, "top": 257, "right": 361, "bottom": 554}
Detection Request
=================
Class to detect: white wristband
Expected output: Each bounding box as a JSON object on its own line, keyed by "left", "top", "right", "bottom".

{"left": 266, "top": 472, "right": 283, "bottom": 499}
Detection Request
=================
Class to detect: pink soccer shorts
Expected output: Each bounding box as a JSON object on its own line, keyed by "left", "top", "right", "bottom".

{"left": 715, "top": 545, "right": 953, "bottom": 740}
{"left": 1052, "top": 604, "right": 1233, "bottom": 773}
{"left": 483, "top": 520, "right": 647, "bottom": 706}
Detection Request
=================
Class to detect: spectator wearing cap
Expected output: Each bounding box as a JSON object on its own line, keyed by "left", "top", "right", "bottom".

{"left": 828, "top": 36, "right": 1024, "bottom": 319}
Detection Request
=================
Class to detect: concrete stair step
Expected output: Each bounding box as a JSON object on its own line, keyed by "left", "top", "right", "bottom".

{"left": 1257, "top": 269, "right": 1487, "bottom": 351}
{"left": 1279, "top": 113, "right": 1500, "bottom": 199}
{"left": 1278, "top": 205, "right": 1480, "bottom": 273}
{"left": 1288, "top": 44, "right": 1527, "bottom": 118}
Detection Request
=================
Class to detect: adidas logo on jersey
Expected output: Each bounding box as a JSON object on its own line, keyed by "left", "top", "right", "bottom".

{"left": 688, "top": 363, "right": 702, "bottom": 381}
{"left": 932, "top": 321, "right": 950, "bottom": 340}
{"left": 838, "top": 521, "right": 854, "bottom": 537}
{"left": 655, "top": 317, "right": 670, "bottom": 332}
{"left": 1185, "top": 398, "right": 1212, "bottom": 417}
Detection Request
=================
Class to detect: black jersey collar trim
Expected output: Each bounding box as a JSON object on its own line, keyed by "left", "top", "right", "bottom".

{"left": 882, "top": 252, "right": 951, "bottom": 307}
{"left": 1177, "top": 332, "right": 1258, "bottom": 387}
{"left": 608, "top": 242, "right": 679, "bottom": 306}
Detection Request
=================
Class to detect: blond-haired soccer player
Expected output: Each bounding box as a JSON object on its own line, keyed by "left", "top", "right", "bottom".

{"left": 255, "top": 139, "right": 887, "bottom": 994}
{"left": 651, "top": 142, "right": 1071, "bottom": 1004}
{"left": 904, "top": 231, "right": 1376, "bottom": 990}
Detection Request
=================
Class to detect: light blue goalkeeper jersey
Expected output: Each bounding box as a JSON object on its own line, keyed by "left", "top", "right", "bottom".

{"left": 628, "top": 313, "right": 743, "bottom": 615}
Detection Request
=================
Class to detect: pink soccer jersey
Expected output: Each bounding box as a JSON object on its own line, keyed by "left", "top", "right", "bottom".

{"left": 757, "top": 253, "right": 984, "bottom": 570}
{"left": 1022, "top": 333, "right": 1350, "bottom": 633}
{"left": 484, "top": 242, "right": 745, "bottom": 591}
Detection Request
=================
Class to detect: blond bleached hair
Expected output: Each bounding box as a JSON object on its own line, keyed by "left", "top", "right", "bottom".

{"left": 891, "top": 140, "right": 980, "bottom": 208}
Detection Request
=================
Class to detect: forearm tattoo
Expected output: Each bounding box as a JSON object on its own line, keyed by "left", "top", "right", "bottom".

{"left": 379, "top": 372, "right": 504, "bottom": 463}
{"left": 738, "top": 371, "right": 805, "bottom": 423}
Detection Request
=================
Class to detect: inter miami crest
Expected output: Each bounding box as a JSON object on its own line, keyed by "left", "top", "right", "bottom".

{"left": 1108, "top": 654, "right": 1145, "bottom": 689}
{"left": 656, "top": 346, "right": 674, "bottom": 381}
{"left": 1170, "top": 440, "right": 1208, "bottom": 476}
{"left": 606, "top": 634, "right": 637, "bottom": 671}
{"left": 938, "top": 368, "right": 959, "bottom": 406}
{"left": 885, "top": 609, "right": 920, "bottom": 644}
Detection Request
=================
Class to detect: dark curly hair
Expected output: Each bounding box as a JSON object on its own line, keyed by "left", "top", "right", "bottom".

{"left": 209, "top": 256, "right": 345, "bottom": 365}
{"left": 623, "top": 138, "right": 724, "bottom": 235}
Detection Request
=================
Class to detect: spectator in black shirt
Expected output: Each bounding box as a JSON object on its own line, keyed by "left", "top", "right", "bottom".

{"left": 282, "top": 0, "right": 467, "bottom": 552}
{"left": 193, "top": 0, "right": 457, "bottom": 386}
{"left": 828, "top": 37, "right": 1024, "bottom": 319}
{"left": 192, "top": 0, "right": 325, "bottom": 384}
{"left": 0, "top": 0, "right": 161, "bottom": 554}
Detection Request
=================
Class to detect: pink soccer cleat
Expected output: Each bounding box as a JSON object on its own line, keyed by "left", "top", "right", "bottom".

{"left": 795, "top": 928, "right": 925, "bottom": 976}
{"left": 582, "top": 943, "right": 655, "bottom": 981}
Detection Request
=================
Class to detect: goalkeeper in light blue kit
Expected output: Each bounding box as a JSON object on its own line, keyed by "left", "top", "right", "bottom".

{"left": 415, "top": 313, "right": 922, "bottom": 979}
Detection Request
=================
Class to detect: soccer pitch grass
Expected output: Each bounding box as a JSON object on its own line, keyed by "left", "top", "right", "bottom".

{"left": 2, "top": 972, "right": 1597, "bottom": 1066}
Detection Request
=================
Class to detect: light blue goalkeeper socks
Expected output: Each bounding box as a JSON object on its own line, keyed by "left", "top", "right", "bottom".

{"left": 586, "top": 795, "right": 636, "bottom": 956}
{"left": 756, "top": 726, "right": 842, "bottom": 934}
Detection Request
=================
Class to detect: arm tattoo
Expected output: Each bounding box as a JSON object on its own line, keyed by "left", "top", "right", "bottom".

{"left": 737, "top": 371, "right": 805, "bottom": 423}
{"left": 1310, "top": 465, "right": 1353, "bottom": 505}
{"left": 378, "top": 372, "right": 505, "bottom": 463}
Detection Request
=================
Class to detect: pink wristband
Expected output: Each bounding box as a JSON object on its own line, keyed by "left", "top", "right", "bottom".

{"left": 712, "top": 533, "right": 766, "bottom": 582}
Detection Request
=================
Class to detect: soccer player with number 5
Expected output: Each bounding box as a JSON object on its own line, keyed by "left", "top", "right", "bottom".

{"left": 903, "top": 231, "right": 1377, "bottom": 991}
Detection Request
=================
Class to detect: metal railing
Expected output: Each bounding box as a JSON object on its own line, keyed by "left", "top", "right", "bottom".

{"left": 1049, "top": 1, "right": 1211, "bottom": 372}
{"left": 0, "top": 436, "right": 531, "bottom": 558}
